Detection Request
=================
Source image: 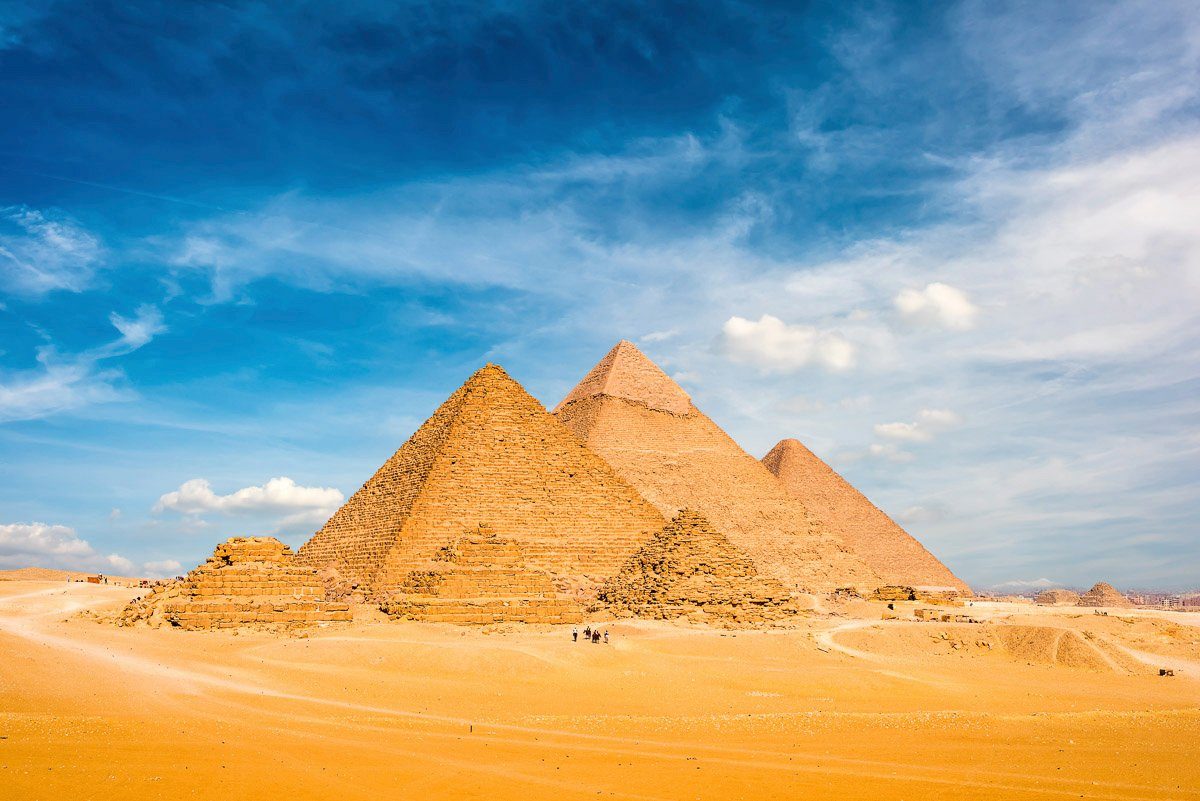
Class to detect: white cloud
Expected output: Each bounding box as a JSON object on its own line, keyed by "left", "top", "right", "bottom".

{"left": 867, "top": 443, "right": 915, "bottom": 463}
{"left": 0, "top": 206, "right": 103, "bottom": 295}
{"left": 987, "top": 578, "right": 1062, "bottom": 592}
{"left": 874, "top": 408, "right": 962, "bottom": 442}
{"left": 719, "top": 314, "right": 856, "bottom": 373}
{"left": 142, "top": 559, "right": 182, "bottom": 577}
{"left": 154, "top": 477, "right": 344, "bottom": 518}
{"left": 641, "top": 329, "right": 678, "bottom": 343}
{"left": 0, "top": 305, "right": 166, "bottom": 422}
{"left": 0, "top": 522, "right": 136, "bottom": 575}
{"left": 894, "top": 282, "right": 979, "bottom": 331}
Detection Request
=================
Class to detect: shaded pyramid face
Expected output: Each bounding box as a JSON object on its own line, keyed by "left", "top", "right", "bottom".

{"left": 600, "top": 510, "right": 795, "bottom": 621}
{"left": 297, "top": 364, "right": 665, "bottom": 595}
{"left": 762, "top": 439, "right": 969, "bottom": 593}
{"left": 554, "top": 341, "right": 882, "bottom": 592}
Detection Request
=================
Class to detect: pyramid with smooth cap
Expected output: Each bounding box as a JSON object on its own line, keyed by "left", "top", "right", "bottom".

{"left": 554, "top": 341, "right": 882, "bottom": 592}
{"left": 297, "top": 363, "right": 665, "bottom": 598}
{"left": 600, "top": 510, "right": 797, "bottom": 623}
{"left": 762, "top": 438, "right": 968, "bottom": 593}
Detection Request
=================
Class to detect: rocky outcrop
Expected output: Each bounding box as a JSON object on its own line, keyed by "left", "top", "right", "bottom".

{"left": 1035, "top": 589, "right": 1080, "bottom": 605}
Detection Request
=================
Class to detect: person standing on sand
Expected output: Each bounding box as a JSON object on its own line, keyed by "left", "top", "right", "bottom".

{"left": 572, "top": 627, "right": 578, "bottom": 642}
{"left": 584, "top": 625, "right": 591, "bottom": 640}
{"left": 604, "top": 630, "right": 609, "bottom": 644}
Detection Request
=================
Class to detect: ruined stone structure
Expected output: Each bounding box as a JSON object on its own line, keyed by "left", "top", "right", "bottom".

{"left": 599, "top": 510, "right": 796, "bottom": 623}
{"left": 1035, "top": 589, "right": 1080, "bottom": 606}
{"left": 762, "top": 439, "right": 969, "bottom": 593}
{"left": 554, "top": 341, "right": 881, "bottom": 593}
{"left": 380, "top": 525, "right": 582, "bottom": 624}
{"left": 121, "top": 537, "right": 350, "bottom": 630}
{"left": 1077, "top": 582, "right": 1134, "bottom": 608}
{"left": 298, "top": 364, "right": 665, "bottom": 600}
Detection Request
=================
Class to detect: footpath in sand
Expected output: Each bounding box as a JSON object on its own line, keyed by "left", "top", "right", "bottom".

{"left": 2, "top": 581, "right": 1198, "bottom": 801}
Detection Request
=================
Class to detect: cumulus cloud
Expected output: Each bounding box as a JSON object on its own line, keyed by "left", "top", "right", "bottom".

{"left": 0, "top": 522, "right": 135, "bottom": 574}
{"left": 0, "top": 206, "right": 103, "bottom": 295}
{"left": 153, "top": 477, "right": 344, "bottom": 529}
{"left": 874, "top": 409, "right": 962, "bottom": 443}
{"left": 719, "top": 314, "right": 856, "bottom": 373}
{"left": 867, "top": 442, "right": 915, "bottom": 463}
{"left": 894, "top": 282, "right": 979, "bottom": 331}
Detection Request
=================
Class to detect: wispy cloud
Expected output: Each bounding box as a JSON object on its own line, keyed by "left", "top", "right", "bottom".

{"left": 0, "top": 206, "right": 103, "bottom": 296}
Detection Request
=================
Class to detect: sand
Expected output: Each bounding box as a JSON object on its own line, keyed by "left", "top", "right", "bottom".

{"left": 2, "top": 581, "right": 1198, "bottom": 800}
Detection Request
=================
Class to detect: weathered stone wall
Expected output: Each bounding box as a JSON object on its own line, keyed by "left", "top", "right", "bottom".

{"left": 555, "top": 389, "right": 882, "bottom": 593}
{"left": 762, "top": 439, "right": 970, "bottom": 594}
{"left": 599, "top": 510, "right": 797, "bottom": 624}
{"left": 121, "top": 537, "right": 350, "bottom": 630}
{"left": 300, "top": 364, "right": 665, "bottom": 598}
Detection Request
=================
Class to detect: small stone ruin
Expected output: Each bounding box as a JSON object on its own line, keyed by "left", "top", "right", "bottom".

{"left": 599, "top": 509, "right": 797, "bottom": 624}
{"left": 120, "top": 537, "right": 351, "bottom": 630}
{"left": 1076, "top": 582, "right": 1134, "bottom": 608}
{"left": 1035, "top": 589, "right": 1080, "bottom": 605}
{"left": 380, "top": 525, "right": 583, "bottom": 624}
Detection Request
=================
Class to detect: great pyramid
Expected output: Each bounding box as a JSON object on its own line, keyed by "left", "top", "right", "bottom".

{"left": 121, "top": 537, "right": 351, "bottom": 630}
{"left": 762, "top": 439, "right": 968, "bottom": 593}
{"left": 600, "top": 510, "right": 796, "bottom": 623}
{"left": 1076, "top": 582, "right": 1134, "bottom": 608}
{"left": 554, "top": 340, "right": 882, "bottom": 592}
{"left": 297, "top": 363, "right": 665, "bottom": 598}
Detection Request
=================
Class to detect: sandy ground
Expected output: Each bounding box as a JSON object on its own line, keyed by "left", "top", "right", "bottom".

{"left": 1, "top": 582, "right": 1198, "bottom": 800}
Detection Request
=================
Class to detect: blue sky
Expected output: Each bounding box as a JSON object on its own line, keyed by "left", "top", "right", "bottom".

{"left": 1, "top": 1, "right": 1197, "bottom": 590}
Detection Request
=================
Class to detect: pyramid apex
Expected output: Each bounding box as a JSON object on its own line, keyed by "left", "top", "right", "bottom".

{"left": 554, "top": 340, "right": 692, "bottom": 415}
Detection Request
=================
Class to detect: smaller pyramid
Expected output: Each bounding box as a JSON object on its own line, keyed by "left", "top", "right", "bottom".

{"left": 599, "top": 510, "right": 796, "bottom": 624}
{"left": 554, "top": 340, "right": 693, "bottom": 415}
{"left": 1076, "top": 582, "right": 1134, "bottom": 608}
{"left": 380, "top": 525, "right": 583, "bottom": 624}
{"left": 121, "top": 537, "right": 351, "bottom": 630}
{"left": 762, "top": 438, "right": 969, "bottom": 593}
{"left": 1035, "top": 589, "right": 1080, "bottom": 606}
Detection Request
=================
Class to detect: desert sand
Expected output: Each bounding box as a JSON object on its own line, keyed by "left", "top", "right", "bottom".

{"left": 3, "top": 580, "right": 1197, "bottom": 800}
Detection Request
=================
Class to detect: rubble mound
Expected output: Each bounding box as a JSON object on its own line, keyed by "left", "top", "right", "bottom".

{"left": 599, "top": 510, "right": 797, "bottom": 624}
{"left": 762, "top": 438, "right": 969, "bottom": 594}
{"left": 120, "top": 537, "right": 350, "bottom": 630}
{"left": 380, "top": 526, "right": 582, "bottom": 624}
{"left": 555, "top": 341, "right": 881, "bottom": 593}
{"left": 1076, "top": 582, "right": 1134, "bottom": 608}
{"left": 1035, "top": 589, "right": 1080, "bottom": 605}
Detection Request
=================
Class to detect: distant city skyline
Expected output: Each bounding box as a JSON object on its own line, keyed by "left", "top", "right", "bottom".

{"left": 1, "top": 1, "right": 1197, "bottom": 589}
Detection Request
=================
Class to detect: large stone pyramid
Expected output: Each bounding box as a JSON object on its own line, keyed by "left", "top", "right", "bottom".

{"left": 762, "top": 438, "right": 968, "bottom": 593}
{"left": 297, "top": 363, "right": 665, "bottom": 597}
{"left": 600, "top": 510, "right": 796, "bottom": 623}
{"left": 554, "top": 341, "right": 881, "bottom": 592}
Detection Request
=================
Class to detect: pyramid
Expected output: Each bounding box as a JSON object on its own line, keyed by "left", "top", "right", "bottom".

{"left": 554, "top": 341, "right": 881, "bottom": 592}
{"left": 380, "top": 525, "right": 583, "bottom": 624}
{"left": 599, "top": 510, "right": 796, "bottom": 623}
{"left": 120, "top": 537, "right": 351, "bottom": 630}
{"left": 1076, "top": 582, "right": 1134, "bottom": 608}
{"left": 297, "top": 364, "right": 665, "bottom": 597}
{"left": 762, "top": 438, "right": 969, "bottom": 593}
{"left": 1035, "top": 589, "right": 1080, "bottom": 606}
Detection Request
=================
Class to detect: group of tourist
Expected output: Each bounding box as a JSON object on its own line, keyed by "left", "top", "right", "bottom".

{"left": 572, "top": 625, "right": 608, "bottom": 644}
